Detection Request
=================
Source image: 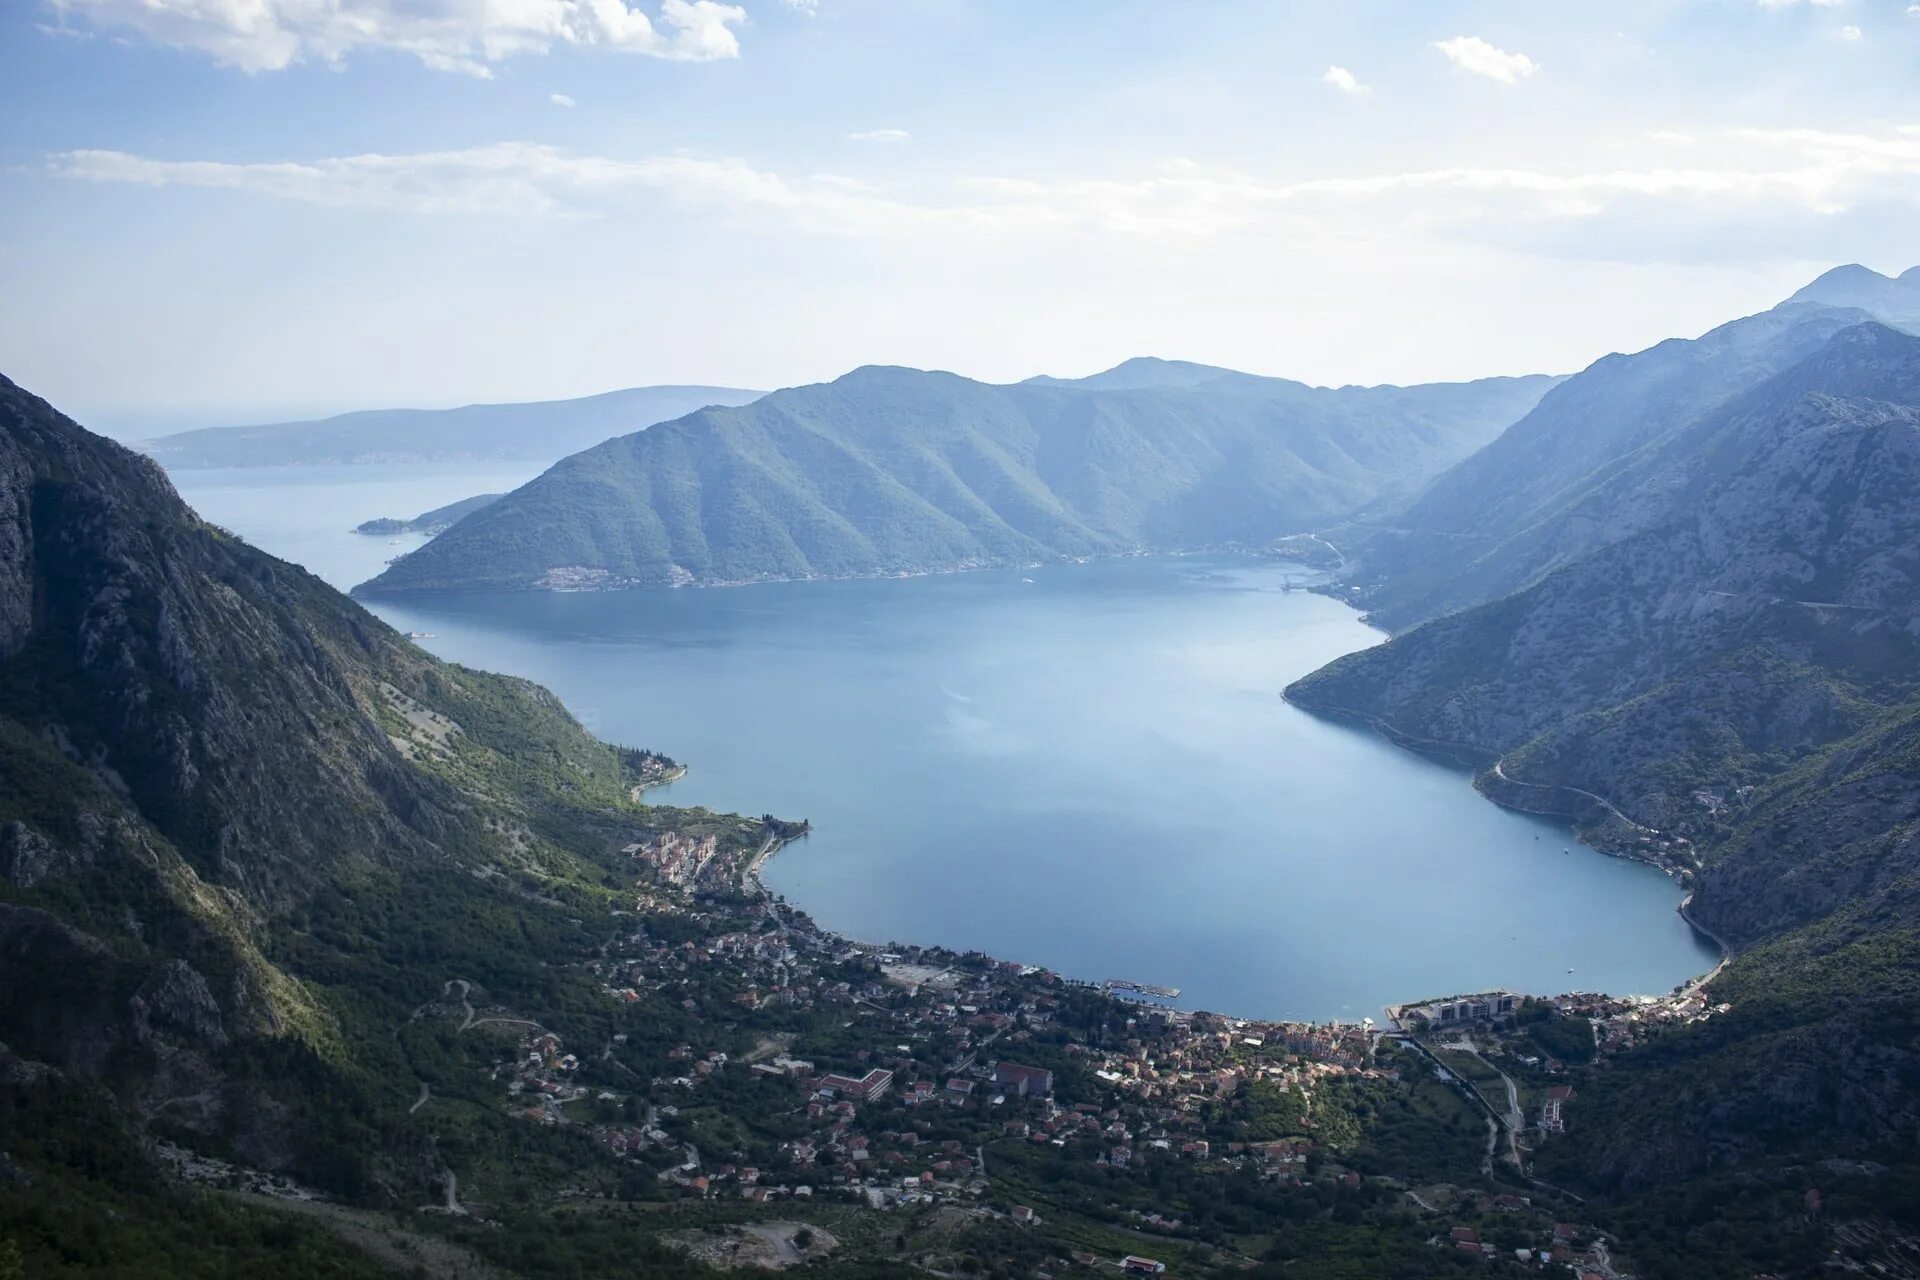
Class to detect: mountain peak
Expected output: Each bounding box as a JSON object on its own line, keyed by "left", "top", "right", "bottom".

{"left": 1024, "top": 356, "right": 1241, "bottom": 391}
{"left": 1784, "top": 263, "right": 1920, "bottom": 325}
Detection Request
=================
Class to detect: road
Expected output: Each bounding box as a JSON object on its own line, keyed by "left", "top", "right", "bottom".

{"left": 1490, "top": 760, "right": 1654, "bottom": 835}
{"left": 1307, "top": 533, "right": 1348, "bottom": 567}
{"left": 1463, "top": 1043, "right": 1525, "bottom": 1168}
{"left": 448, "top": 979, "right": 475, "bottom": 1030}
{"left": 409, "top": 1081, "right": 431, "bottom": 1115}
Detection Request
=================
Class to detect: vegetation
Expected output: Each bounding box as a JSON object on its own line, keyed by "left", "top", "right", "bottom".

{"left": 359, "top": 362, "right": 1557, "bottom": 593}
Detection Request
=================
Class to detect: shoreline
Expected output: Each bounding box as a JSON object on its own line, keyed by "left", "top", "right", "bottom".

{"left": 1288, "top": 694, "right": 1731, "bottom": 992}
{"left": 353, "top": 543, "right": 1331, "bottom": 600}
{"left": 727, "top": 811, "right": 1720, "bottom": 1035}
{"left": 626, "top": 559, "right": 1731, "bottom": 1028}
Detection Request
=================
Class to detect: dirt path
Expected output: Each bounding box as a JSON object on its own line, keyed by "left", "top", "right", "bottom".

{"left": 409, "top": 1081, "right": 431, "bottom": 1115}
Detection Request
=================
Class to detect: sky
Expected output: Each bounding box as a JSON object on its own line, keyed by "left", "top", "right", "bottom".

{"left": 3, "top": 0, "right": 1919, "bottom": 435}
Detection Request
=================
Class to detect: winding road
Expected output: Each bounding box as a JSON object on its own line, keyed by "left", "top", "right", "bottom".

{"left": 1489, "top": 761, "right": 1654, "bottom": 835}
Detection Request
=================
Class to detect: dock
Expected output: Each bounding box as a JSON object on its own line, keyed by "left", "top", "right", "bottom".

{"left": 1104, "top": 979, "right": 1181, "bottom": 999}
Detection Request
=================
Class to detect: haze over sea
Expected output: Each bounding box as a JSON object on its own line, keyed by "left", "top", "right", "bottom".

{"left": 176, "top": 465, "right": 1718, "bottom": 1022}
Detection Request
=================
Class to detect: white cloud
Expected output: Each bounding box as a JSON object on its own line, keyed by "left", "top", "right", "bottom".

{"left": 48, "top": 123, "right": 1920, "bottom": 250}
{"left": 783, "top": 0, "right": 819, "bottom": 12}
{"left": 551, "top": 93, "right": 577, "bottom": 107}
{"left": 1839, "top": 23, "right": 1862, "bottom": 38}
{"left": 1434, "top": 35, "right": 1538, "bottom": 84}
{"left": 42, "top": 0, "right": 748, "bottom": 74}
{"left": 1321, "top": 65, "right": 1369, "bottom": 95}
{"left": 848, "top": 129, "right": 910, "bottom": 143}
{"left": 1756, "top": 0, "right": 1845, "bottom": 7}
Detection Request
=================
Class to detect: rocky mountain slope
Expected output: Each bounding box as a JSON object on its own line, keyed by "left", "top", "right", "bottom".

{"left": 143, "top": 383, "right": 764, "bottom": 469}
{"left": 1287, "top": 314, "right": 1920, "bottom": 1196}
{"left": 1337, "top": 265, "right": 1920, "bottom": 630}
{"left": 0, "top": 371, "right": 680, "bottom": 1212}
{"left": 357, "top": 362, "right": 1557, "bottom": 594}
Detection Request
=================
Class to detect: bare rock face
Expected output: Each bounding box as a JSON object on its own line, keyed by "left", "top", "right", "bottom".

{"left": 0, "top": 821, "right": 73, "bottom": 889}
{"left": 130, "top": 960, "right": 228, "bottom": 1049}
{"left": 0, "top": 374, "right": 461, "bottom": 909}
{"left": 0, "top": 440, "right": 32, "bottom": 661}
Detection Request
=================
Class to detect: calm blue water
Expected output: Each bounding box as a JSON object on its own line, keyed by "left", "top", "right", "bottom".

{"left": 175, "top": 467, "right": 1718, "bottom": 1022}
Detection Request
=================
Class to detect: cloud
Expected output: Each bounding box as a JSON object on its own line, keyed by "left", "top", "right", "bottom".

{"left": 848, "top": 129, "right": 911, "bottom": 143}
{"left": 551, "top": 93, "right": 577, "bottom": 107}
{"left": 46, "top": 123, "right": 1920, "bottom": 259}
{"left": 1839, "top": 23, "right": 1862, "bottom": 38}
{"left": 1321, "top": 66, "right": 1369, "bottom": 95}
{"left": 1756, "top": 0, "right": 1845, "bottom": 7}
{"left": 42, "top": 0, "right": 749, "bottom": 74}
{"left": 1434, "top": 36, "right": 1538, "bottom": 84}
{"left": 783, "top": 0, "right": 819, "bottom": 12}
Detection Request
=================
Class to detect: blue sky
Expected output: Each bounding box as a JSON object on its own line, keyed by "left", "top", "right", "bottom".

{"left": 3, "top": 0, "right": 1919, "bottom": 432}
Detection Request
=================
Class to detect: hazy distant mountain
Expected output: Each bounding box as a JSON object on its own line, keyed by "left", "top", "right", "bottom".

{"left": 1022, "top": 356, "right": 1257, "bottom": 391}
{"left": 354, "top": 491, "right": 503, "bottom": 536}
{"left": 1784, "top": 262, "right": 1920, "bottom": 323}
{"left": 142, "top": 383, "right": 765, "bottom": 469}
{"left": 355, "top": 361, "right": 1559, "bottom": 594}
{"left": 1336, "top": 267, "right": 1920, "bottom": 630}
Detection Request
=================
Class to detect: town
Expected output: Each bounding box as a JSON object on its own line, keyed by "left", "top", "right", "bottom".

{"left": 373, "top": 813, "right": 1695, "bottom": 1278}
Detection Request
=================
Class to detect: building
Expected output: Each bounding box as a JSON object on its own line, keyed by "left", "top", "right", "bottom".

{"left": 816, "top": 1068, "right": 893, "bottom": 1103}
{"left": 1121, "top": 1257, "right": 1167, "bottom": 1275}
{"left": 992, "top": 1060, "right": 1054, "bottom": 1098}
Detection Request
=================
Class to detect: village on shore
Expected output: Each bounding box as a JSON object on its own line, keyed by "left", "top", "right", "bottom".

{"left": 418, "top": 818, "right": 1740, "bottom": 1277}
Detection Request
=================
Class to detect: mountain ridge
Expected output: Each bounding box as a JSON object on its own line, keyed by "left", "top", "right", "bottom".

{"left": 356, "top": 364, "right": 1560, "bottom": 595}
{"left": 143, "top": 383, "right": 766, "bottom": 469}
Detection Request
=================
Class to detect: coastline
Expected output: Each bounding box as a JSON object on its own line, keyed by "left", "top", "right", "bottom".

{"left": 581, "top": 558, "right": 1730, "bottom": 1030}
{"left": 630, "top": 762, "right": 689, "bottom": 802}
{"left": 353, "top": 542, "right": 1325, "bottom": 599}
{"left": 1288, "top": 693, "right": 1731, "bottom": 989}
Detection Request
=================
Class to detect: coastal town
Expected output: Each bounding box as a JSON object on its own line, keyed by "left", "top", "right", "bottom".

{"left": 381, "top": 811, "right": 1721, "bottom": 1278}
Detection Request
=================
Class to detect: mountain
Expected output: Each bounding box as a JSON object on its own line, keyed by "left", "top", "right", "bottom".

{"left": 0, "top": 372, "right": 728, "bottom": 1272}
{"left": 141, "top": 383, "right": 765, "bottom": 469}
{"left": 355, "top": 363, "right": 1559, "bottom": 595}
{"left": 1022, "top": 356, "right": 1254, "bottom": 390}
{"left": 354, "top": 491, "right": 502, "bottom": 536}
{"left": 1785, "top": 262, "right": 1920, "bottom": 324}
{"left": 1286, "top": 319, "right": 1920, "bottom": 1202}
{"left": 1328, "top": 268, "right": 1920, "bottom": 632}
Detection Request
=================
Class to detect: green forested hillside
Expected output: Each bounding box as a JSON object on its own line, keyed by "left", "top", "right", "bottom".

{"left": 357, "top": 363, "right": 1557, "bottom": 594}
